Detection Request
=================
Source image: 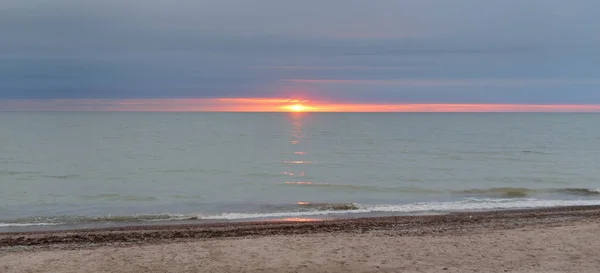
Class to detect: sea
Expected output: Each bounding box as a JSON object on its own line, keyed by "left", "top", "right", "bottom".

{"left": 1, "top": 112, "right": 600, "bottom": 231}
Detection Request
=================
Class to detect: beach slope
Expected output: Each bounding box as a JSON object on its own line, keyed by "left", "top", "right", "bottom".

{"left": 2, "top": 206, "right": 600, "bottom": 273}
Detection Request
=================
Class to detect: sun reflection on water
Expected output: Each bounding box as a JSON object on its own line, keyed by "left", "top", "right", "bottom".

{"left": 282, "top": 160, "right": 311, "bottom": 164}
{"left": 282, "top": 113, "right": 315, "bottom": 206}
{"left": 285, "top": 181, "right": 313, "bottom": 185}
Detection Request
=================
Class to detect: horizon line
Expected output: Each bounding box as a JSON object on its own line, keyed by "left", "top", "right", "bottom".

{"left": 2, "top": 110, "right": 600, "bottom": 114}
{"left": 2, "top": 98, "right": 600, "bottom": 112}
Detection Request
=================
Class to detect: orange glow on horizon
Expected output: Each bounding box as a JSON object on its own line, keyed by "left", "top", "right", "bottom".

{"left": 2, "top": 98, "right": 600, "bottom": 112}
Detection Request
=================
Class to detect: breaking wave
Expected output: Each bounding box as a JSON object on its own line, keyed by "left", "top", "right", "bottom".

{"left": 199, "top": 199, "right": 600, "bottom": 220}
{"left": 556, "top": 188, "right": 600, "bottom": 195}
{"left": 3, "top": 197, "right": 600, "bottom": 227}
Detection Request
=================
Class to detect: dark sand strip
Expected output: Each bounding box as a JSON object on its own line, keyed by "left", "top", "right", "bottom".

{"left": 2, "top": 205, "right": 600, "bottom": 248}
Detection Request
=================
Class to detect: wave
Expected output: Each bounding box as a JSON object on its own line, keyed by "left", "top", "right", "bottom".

{"left": 0, "top": 171, "right": 80, "bottom": 180}
{"left": 40, "top": 174, "right": 81, "bottom": 180}
{"left": 0, "top": 170, "right": 41, "bottom": 176}
{"left": 520, "top": 150, "right": 552, "bottom": 155}
{"left": 199, "top": 199, "right": 600, "bottom": 220}
{"left": 460, "top": 187, "right": 534, "bottom": 197}
{"left": 3, "top": 197, "right": 600, "bottom": 227}
{"left": 283, "top": 183, "right": 443, "bottom": 194}
{"left": 294, "top": 202, "right": 359, "bottom": 211}
{"left": 158, "top": 168, "right": 232, "bottom": 174}
{"left": 79, "top": 194, "right": 158, "bottom": 202}
{"left": 6, "top": 196, "right": 599, "bottom": 228}
{"left": 283, "top": 184, "right": 600, "bottom": 197}
{"left": 459, "top": 187, "right": 600, "bottom": 197}
{"left": 0, "top": 214, "right": 191, "bottom": 227}
{"left": 555, "top": 188, "right": 600, "bottom": 196}
{"left": 0, "top": 222, "right": 61, "bottom": 227}
{"left": 246, "top": 172, "right": 293, "bottom": 178}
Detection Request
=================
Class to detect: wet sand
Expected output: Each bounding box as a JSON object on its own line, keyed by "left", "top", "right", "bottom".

{"left": 2, "top": 206, "right": 600, "bottom": 273}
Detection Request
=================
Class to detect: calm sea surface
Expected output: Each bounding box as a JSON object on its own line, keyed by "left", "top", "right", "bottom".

{"left": 1, "top": 112, "right": 600, "bottom": 231}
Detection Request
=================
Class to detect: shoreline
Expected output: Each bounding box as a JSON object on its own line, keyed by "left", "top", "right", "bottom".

{"left": 4, "top": 191, "right": 600, "bottom": 233}
{"left": 2, "top": 205, "right": 600, "bottom": 248}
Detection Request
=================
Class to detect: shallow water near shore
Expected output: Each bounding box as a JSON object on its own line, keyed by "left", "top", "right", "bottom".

{"left": 1, "top": 112, "right": 600, "bottom": 231}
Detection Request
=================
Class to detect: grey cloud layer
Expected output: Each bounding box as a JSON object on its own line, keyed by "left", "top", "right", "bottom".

{"left": 1, "top": 0, "right": 599, "bottom": 103}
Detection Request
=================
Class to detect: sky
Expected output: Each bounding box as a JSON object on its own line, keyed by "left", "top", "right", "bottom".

{"left": 1, "top": 0, "right": 600, "bottom": 111}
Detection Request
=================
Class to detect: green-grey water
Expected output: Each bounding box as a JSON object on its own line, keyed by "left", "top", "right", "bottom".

{"left": 1, "top": 112, "right": 600, "bottom": 231}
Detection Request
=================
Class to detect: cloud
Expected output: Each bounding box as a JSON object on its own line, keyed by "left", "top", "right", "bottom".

{"left": 1, "top": 0, "right": 600, "bottom": 104}
{"left": 2, "top": 0, "right": 599, "bottom": 50}
{"left": 283, "top": 78, "right": 600, "bottom": 87}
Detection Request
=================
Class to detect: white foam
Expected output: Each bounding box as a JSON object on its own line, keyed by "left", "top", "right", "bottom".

{"left": 200, "top": 199, "right": 600, "bottom": 220}
{"left": 0, "top": 222, "right": 61, "bottom": 227}
{"left": 4, "top": 199, "right": 600, "bottom": 226}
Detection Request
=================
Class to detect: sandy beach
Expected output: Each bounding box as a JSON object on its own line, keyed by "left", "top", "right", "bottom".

{"left": 2, "top": 206, "right": 600, "bottom": 273}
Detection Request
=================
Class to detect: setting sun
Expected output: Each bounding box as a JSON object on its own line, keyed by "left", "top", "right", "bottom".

{"left": 282, "top": 104, "right": 309, "bottom": 112}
